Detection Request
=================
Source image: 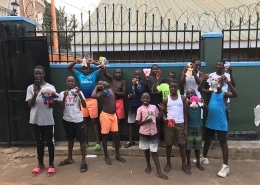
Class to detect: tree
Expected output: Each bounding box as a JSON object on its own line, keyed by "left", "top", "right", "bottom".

{"left": 43, "top": 0, "right": 79, "bottom": 50}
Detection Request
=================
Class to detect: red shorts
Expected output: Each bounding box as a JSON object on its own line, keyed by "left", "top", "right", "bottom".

{"left": 116, "top": 99, "right": 125, "bottom": 120}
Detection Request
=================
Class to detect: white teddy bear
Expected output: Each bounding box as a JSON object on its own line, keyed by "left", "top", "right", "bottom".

{"left": 209, "top": 76, "right": 220, "bottom": 92}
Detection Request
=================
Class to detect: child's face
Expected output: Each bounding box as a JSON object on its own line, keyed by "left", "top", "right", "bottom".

{"left": 114, "top": 69, "right": 123, "bottom": 80}
{"left": 34, "top": 68, "right": 45, "bottom": 82}
{"left": 141, "top": 93, "right": 150, "bottom": 106}
{"left": 82, "top": 66, "right": 91, "bottom": 75}
{"left": 194, "top": 60, "right": 201, "bottom": 72}
{"left": 66, "top": 76, "right": 76, "bottom": 89}
{"left": 169, "top": 82, "right": 179, "bottom": 95}
{"left": 151, "top": 65, "right": 159, "bottom": 76}
{"left": 134, "top": 70, "right": 142, "bottom": 80}
{"left": 167, "top": 73, "right": 175, "bottom": 83}
{"left": 186, "top": 89, "right": 196, "bottom": 99}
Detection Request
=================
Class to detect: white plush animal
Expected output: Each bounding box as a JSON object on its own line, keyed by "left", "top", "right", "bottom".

{"left": 209, "top": 77, "right": 220, "bottom": 92}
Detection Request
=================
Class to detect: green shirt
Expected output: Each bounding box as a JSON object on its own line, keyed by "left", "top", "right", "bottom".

{"left": 157, "top": 83, "right": 180, "bottom": 99}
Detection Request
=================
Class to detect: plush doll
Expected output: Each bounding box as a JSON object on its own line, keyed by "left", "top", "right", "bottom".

{"left": 145, "top": 111, "right": 156, "bottom": 123}
{"left": 185, "top": 63, "right": 193, "bottom": 78}
{"left": 97, "top": 56, "right": 109, "bottom": 68}
{"left": 167, "top": 119, "right": 175, "bottom": 127}
{"left": 189, "top": 95, "right": 199, "bottom": 108}
{"left": 143, "top": 68, "right": 151, "bottom": 77}
{"left": 82, "top": 57, "right": 88, "bottom": 67}
{"left": 209, "top": 76, "right": 220, "bottom": 92}
{"left": 41, "top": 88, "right": 59, "bottom": 105}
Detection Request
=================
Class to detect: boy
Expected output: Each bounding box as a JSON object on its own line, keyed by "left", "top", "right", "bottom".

{"left": 26, "top": 65, "right": 56, "bottom": 177}
{"left": 103, "top": 68, "right": 126, "bottom": 147}
{"left": 198, "top": 74, "right": 238, "bottom": 177}
{"left": 185, "top": 88, "right": 207, "bottom": 171}
{"left": 160, "top": 80, "right": 190, "bottom": 175}
{"left": 67, "top": 58, "right": 102, "bottom": 151}
{"left": 91, "top": 80, "right": 126, "bottom": 165}
{"left": 57, "top": 76, "right": 88, "bottom": 173}
{"left": 124, "top": 69, "right": 147, "bottom": 148}
{"left": 157, "top": 72, "right": 180, "bottom": 99}
{"left": 136, "top": 92, "right": 168, "bottom": 180}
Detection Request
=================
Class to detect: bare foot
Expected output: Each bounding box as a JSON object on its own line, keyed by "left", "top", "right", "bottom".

{"left": 163, "top": 163, "right": 171, "bottom": 173}
{"left": 145, "top": 165, "right": 152, "bottom": 174}
{"left": 182, "top": 165, "right": 191, "bottom": 175}
{"left": 156, "top": 172, "right": 169, "bottom": 180}
{"left": 196, "top": 163, "right": 204, "bottom": 171}
{"left": 115, "top": 156, "right": 126, "bottom": 163}
{"left": 187, "top": 163, "right": 191, "bottom": 170}
{"left": 105, "top": 156, "right": 112, "bottom": 165}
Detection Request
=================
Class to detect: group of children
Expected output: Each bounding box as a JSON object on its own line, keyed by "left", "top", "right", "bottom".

{"left": 26, "top": 58, "right": 237, "bottom": 180}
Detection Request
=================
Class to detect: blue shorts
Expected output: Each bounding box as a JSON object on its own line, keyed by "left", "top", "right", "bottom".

{"left": 139, "top": 134, "right": 158, "bottom": 152}
{"left": 62, "top": 119, "right": 86, "bottom": 142}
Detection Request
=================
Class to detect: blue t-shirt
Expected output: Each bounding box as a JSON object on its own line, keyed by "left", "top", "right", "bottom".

{"left": 187, "top": 105, "right": 202, "bottom": 127}
{"left": 129, "top": 80, "right": 147, "bottom": 107}
{"left": 206, "top": 92, "right": 228, "bottom": 131}
{"left": 74, "top": 69, "right": 98, "bottom": 98}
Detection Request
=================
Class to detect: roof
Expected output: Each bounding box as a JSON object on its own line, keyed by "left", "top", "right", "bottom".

{"left": 74, "top": 0, "right": 260, "bottom": 44}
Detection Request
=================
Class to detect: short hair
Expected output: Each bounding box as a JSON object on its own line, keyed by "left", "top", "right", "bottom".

{"left": 151, "top": 64, "right": 159, "bottom": 69}
{"left": 217, "top": 60, "right": 225, "bottom": 64}
{"left": 34, "top": 65, "right": 45, "bottom": 73}
{"left": 169, "top": 79, "right": 179, "bottom": 85}
{"left": 191, "top": 59, "right": 200, "bottom": 63}
{"left": 168, "top": 72, "right": 176, "bottom": 76}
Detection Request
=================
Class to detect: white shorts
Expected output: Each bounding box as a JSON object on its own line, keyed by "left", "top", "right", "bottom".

{"left": 139, "top": 134, "right": 158, "bottom": 152}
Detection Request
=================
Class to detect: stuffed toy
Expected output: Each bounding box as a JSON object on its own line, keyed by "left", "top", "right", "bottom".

{"left": 81, "top": 57, "right": 88, "bottom": 67}
{"left": 185, "top": 63, "right": 193, "bottom": 78}
{"left": 209, "top": 76, "right": 220, "bottom": 92}
{"left": 102, "top": 89, "right": 112, "bottom": 98}
{"left": 143, "top": 68, "right": 151, "bottom": 77}
{"left": 41, "top": 88, "right": 59, "bottom": 105}
{"left": 189, "top": 95, "right": 199, "bottom": 108}
{"left": 97, "top": 56, "right": 109, "bottom": 68}
{"left": 145, "top": 111, "right": 156, "bottom": 123}
{"left": 167, "top": 119, "right": 175, "bottom": 127}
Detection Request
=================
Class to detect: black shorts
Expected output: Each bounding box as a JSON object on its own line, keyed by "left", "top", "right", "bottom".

{"left": 62, "top": 119, "right": 86, "bottom": 142}
{"left": 204, "top": 127, "right": 227, "bottom": 141}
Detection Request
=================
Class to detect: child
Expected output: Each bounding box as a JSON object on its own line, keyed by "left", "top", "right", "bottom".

{"left": 185, "top": 88, "right": 207, "bottom": 171}
{"left": 91, "top": 80, "right": 126, "bottom": 165}
{"left": 124, "top": 69, "right": 147, "bottom": 148}
{"left": 57, "top": 76, "right": 88, "bottom": 173}
{"left": 160, "top": 80, "right": 190, "bottom": 175}
{"left": 26, "top": 65, "right": 56, "bottom": 177}
{"left": 103, "top": 68, "right": 126, "bottom": 147}
{"left": 198, "top": 74, "right": 238, "bottom": 177}
{"left": 157, "top": 72, "right": 181, "bottom": 99}
{"left": 136, "top": 92, "right": 168, "bottom": 180}
{"left": 67, "top": 58, "right": 103, "bottom": 151}
{"left": 146, "top": 64, "right": 165, "bottom": 146}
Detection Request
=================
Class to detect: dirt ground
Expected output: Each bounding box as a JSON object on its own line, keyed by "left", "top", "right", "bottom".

{"left": 0, "top": 147, "right": 260, "bottom": 185}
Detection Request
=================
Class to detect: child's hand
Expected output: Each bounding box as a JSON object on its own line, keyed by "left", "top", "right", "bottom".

{"left": 221, "top": 75, "right": 229, "bottom": 83}
{"left": 158, "top": 103, "right": 165, "bottom": 111}
{"left": 128, "top": 94, "right": 132, "bottom": 99}
{"left": 33, "top": 85, "right": 40, "bottom": 94}
{"left": 202, "top": 74, "right": 209, "bottom": 81}
{"left": 64, "top": 90, "right": 69, "bottom": 97}
{"left": 182, "top": 128, "right": 187, "bottom": 138}
{"left": 75, "top": 87, "right": 80, "bottom": 94}
{"left": 75, "top": 58, "right": 82, "bottom": 63}
{"left": 97, "top": 85, "right": 104, "bottom": 90}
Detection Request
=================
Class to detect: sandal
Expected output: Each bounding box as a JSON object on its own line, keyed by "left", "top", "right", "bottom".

{"left": 31, "top": 167, "right": 43, "bottom": 177}
{"left": 58, "top": 159, "right": 74, "bottom": 166}
{"left": 46, "top": 167, "right": 55, "bottom": 177}
{"left": 80, "top": 163, "right": 88, "bottom": 173}
{"left": 95, "top": 144, "right": 102, "bottom": 151}
{"left": 124, "top": 141, "right": 135, "bottom": 148}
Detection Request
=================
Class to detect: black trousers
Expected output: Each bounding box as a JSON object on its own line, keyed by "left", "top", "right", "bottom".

{"left": 31, "top": 124, "right": 55, "bottom": 166}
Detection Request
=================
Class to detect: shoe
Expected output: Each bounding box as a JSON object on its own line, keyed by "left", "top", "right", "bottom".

{"left": 217, "top": 164, "right": 230, "bottom": 177}
{"left": 192, "top": 154, "right": 209, "bottom": 164}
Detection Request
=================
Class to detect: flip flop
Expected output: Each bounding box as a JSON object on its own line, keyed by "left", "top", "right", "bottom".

{"left": 46, "top": 167, "right": 55, "bottom": 177}
{"left": 58, "top": 159, "right": 74, "bottom": 166}
{"left": 124, "top": 141, "right": 135, "bottom": 148}
{"left": 80, "top": 163, "right": 88, "bottom": 173}
{"left": 95, "top": 144, "right": 102, "bottom": 151}
{"left": 31, "top": 167, "right": 43, "bottom": 177}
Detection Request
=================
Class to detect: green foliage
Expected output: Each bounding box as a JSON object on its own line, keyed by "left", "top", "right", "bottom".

{"left": 43, "top": 0, "right": 79, "bottom": 50}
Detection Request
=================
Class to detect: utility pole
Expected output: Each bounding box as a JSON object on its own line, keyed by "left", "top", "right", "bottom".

{"left": 51, "top": 0, "right": 59, "bottom": 53}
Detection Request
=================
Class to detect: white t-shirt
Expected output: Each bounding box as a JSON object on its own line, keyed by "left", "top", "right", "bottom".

{"left": 26, "top": 83, "right": 56, "bottom": 126}
{"left": 207, "top": 72, "right": 231, "bottom": 102}
{"left": 184, "top": 71, "right": 201, "bottom": 98}
{"left": 58, "top": 89, "right": 85, "bottom": 123}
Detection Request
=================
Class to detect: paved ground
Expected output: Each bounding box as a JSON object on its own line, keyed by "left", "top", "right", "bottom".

{"left": 0, "top": 142, "right": 260, "bottom": 185}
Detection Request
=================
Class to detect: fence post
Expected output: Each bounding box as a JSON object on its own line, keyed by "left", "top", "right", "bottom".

{"left": 200, "top": 32, "right": 223, "bottom": 72}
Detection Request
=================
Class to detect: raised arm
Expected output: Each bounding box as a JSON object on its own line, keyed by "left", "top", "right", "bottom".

{"left": 222, "top": 75, "right": 238, "bottom": 99}
{"left": 227, "top": 67, "right": 236, "bottom": 87}
{"left": 91, "top": 85, "right": 103, "bottom": 99}
{"left": 103, "top": 68, "right": 113, "bottom": 81}
{"left": 198, "top": 74, "right": 211, "bottom": 94}
{"left": 67, "top": 58, "right": 81, "bottom": 73}
{"left": 179, "top": 67, "right": 187, "bottom": 87}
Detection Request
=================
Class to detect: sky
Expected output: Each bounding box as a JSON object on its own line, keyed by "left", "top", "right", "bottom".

{"left": 46, "top": 0, "right": 101, "bottom": 21}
